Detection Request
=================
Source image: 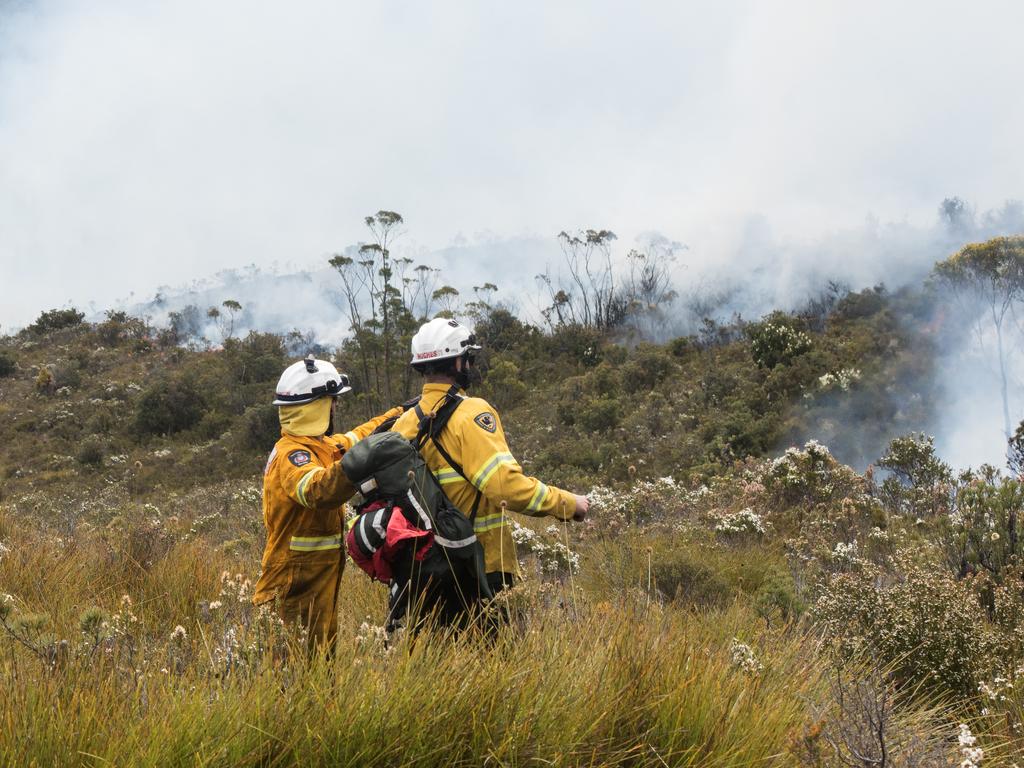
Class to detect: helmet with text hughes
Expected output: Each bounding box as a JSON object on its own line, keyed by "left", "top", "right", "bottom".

{"left": 410, "top": 318, "right": 481, "bottom": 367}
{"left": 272, "top": 355, "right": 352, "bottom": 406}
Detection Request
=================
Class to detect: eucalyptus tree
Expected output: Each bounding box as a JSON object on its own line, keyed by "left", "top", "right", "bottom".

{"left": 934, "top": 236, "right": 1024, "bottom": 439}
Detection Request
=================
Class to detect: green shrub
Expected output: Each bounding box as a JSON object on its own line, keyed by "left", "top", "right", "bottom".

{"left": 621, "top": 346, "right": 676, "bottom": 392}
{"left": 545, "top": 324, "right": 604, "bottom": 366}
{"left": 96, "top": 310, "right": 148, "bottom": 346}
{"left": 85, "top": 409, "right": 116, "bottom": 435}
{"left": 53, "top": 363, "right": 82, "bottom": 390}
{"left": 481, "top": 356, "right": 527, "bottom": 409}
{"left": 0, "top": 350, "right": 16, "bottom": 378}
{"left": 134, "top": 376, "right": 206, "bottom": 436}
{"left": 27, "top": 308, "right": 85, "bottom": 333}
{"left": 877, "top": 433, "right": 952, "bottom": 518}
{"left": 577, "top": 396, "right": 621, "bottom": 432}
{"left": 224, "top": 332, "right": 287, "bottom": 385}
{"left": 815, "top": 561, "right": 996, "bottom": 696}
{"left": 943, "top": 472, "right": 1024, "bottom": 580}
{"left": 754, "top": 568, "right": 804, "bottom": 625}
{"left": 637, "top": 391, "right": 671, "bottom": 437}
{"left": 760, "top": 440, "right": 865, "bottom": 516}
{"left": 243, "top": 404, "right": 280, "bottom": 451}
{"left": 477, "top": 308, "right": 542, "bottom": 355}
{"left": 75, "top": 437, "right": 105, "bottom": 468}
{"left": 835, "top": 285, "right": 887, "bottom": 320}
{"left": 649, "top": 546, "right": 731, "bottom": 608}
{"left": 195, "top": 410, "right": 233, "bottom": 441}
{"left": 748, "top": 314, "right": 812, "bottom": 369}
{"left": 667, "top": 336, "right": 696, "bottom": 358}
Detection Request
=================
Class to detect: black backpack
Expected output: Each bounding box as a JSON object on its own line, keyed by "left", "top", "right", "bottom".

{"left": 342, "top": 393, "right": 493, "bottom": 625}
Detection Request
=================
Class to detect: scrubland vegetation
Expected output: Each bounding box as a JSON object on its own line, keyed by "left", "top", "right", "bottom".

{"left": 4, "top": 232, "right": 1024, "bottom": 765}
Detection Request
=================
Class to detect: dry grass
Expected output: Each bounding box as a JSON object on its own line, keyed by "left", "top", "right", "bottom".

{"left": 0, "top": 497, "right": 981, "bottom": 767}
{"left": 0, "top": 503, "right": 831, "bottom": 767}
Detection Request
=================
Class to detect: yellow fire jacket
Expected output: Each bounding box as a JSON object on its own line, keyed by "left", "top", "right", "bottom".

{"left": 392, "top": 383, "right": 576, "bottom": 576}
{"left": 253, "top": 406, "right": 402, "bottom": 611}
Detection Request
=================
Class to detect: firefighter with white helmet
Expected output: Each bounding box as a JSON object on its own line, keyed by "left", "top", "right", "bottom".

{"left": 253, "top": 355, "right": 403, "bottom": 651}
{"left": 393, "top": 318, "right": 589, "bottom": 601}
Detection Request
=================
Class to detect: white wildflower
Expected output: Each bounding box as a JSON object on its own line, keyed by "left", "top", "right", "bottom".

{"left": 714, "top": 508, "right": 766, "bottom": 537}
{"left": 958, "top": 724, "right": 983, "bottom": 768}
{"left": 831, "top": 541, "right": 859, "bottom": 564}
{"left": 730, "top": 638, "right": 763, "bottom": 675}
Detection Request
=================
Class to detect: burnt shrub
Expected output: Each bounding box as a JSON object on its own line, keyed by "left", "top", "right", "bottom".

{"left": 134, "top": 376, "right": 207, "bottom": 436}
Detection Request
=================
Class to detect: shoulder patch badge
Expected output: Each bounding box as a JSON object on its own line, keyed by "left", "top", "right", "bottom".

{"left": 288, "top": 450, "right": 312, "bottom": 467}
{"left": 474, "top": 412, "right": 497, "bottom": 433}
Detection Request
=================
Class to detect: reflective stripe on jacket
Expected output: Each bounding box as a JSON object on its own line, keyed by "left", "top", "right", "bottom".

{"left": 392, "top": 383, "right": 575, "bottom": 575}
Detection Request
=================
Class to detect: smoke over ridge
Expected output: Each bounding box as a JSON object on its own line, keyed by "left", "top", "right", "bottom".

{"left": 110, "top": 198, "right": 1024, "bottom": 471}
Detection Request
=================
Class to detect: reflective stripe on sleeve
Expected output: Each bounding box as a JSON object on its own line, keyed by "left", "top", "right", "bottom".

{"left": 470, "top": 452, "right": 516, "bottom": 491}
{"left": 432, "top": 467, "right": 462, "bottom": 485}
{"left": 343, "top": 431, "right": 358, "bottom": 446}
{"left": 295, "top": 467, "right": 325, "bottom": 508}
{"left": 526, "top": 482, "right": 549, "bottom": 513}
{"left": 473, "top": 511, "right": 507, "bottom": 533}
{"left": 289, "top": 534, "right": 343, "bottom": 551}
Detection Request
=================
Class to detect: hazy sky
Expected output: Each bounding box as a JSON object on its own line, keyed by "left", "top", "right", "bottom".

{"left": 1, "top": 0, "right": 1023, "bottom": 329}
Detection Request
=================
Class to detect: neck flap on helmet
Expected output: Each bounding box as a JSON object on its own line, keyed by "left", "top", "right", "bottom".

{"left": 279, "top": 397, "right": 333, "bottom": 437}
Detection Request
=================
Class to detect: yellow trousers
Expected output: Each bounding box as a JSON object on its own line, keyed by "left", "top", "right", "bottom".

{"left": 261, "top": 553, "right": 344, "bottom": 653}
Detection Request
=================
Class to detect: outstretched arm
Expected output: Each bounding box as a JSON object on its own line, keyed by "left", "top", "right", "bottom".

{"left": 457, "top": 405, "right": 580, "bottom": 520}
{"left": 329, "top": 405, "right": 404, "bottom": 451}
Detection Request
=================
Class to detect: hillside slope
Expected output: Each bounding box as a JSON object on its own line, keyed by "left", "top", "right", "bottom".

{"left": 3, "top": 294, "right": 1019, "bottom": 765}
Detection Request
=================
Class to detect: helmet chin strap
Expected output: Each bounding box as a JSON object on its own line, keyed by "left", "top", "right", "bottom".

{"left": 454, "top": 353, "right": 474, "bottom": 390}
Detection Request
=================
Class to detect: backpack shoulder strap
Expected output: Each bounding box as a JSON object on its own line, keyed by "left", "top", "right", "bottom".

{"left": 414, "top": 386, "right": 483, "bottom": 520}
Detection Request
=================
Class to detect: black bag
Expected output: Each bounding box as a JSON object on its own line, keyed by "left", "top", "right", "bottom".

{"left": 342, "top": 418, "right": 492, "bottom": 629}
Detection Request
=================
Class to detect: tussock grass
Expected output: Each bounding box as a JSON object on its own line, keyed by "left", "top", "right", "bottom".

{"left": 0, "top": 514, "right": 833, "bottom": 766}
{"left": 0, "top": 603, "right": 823, "bottom": 767}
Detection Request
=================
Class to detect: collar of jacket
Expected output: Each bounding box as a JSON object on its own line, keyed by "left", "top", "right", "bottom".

{"left": 419, "top": 382, "right": 466, "bottom": 410}
{"left": 278, "top": 397, "right": 332, "bottom": 437}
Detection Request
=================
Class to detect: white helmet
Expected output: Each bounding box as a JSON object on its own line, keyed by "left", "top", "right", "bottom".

{"left": 410, "top": 318, "right": 481, "bottom": 365}
{"left": 273, "top": 355, "right": 352, "bottom": 406}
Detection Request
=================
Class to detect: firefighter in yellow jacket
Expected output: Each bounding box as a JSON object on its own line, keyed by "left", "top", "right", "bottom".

{"left": 392, "top": 318, "right": 589, "bottom": 597}
{"left": 253, "top": 355, "right": 402, "bottom": 650}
